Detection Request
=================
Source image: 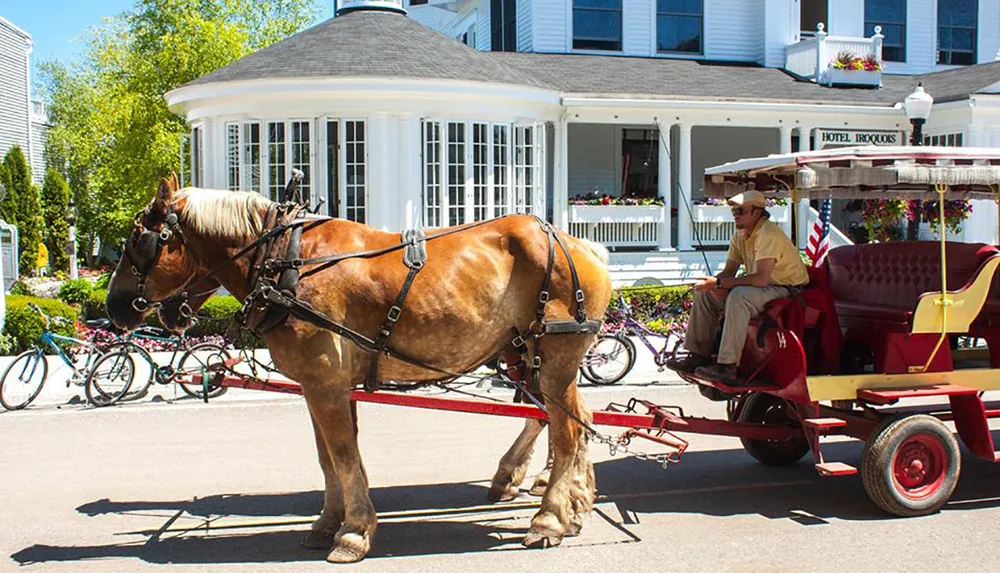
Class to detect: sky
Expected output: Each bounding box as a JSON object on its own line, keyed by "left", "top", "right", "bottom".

{"left": 2, "top": 0, "right": 335, "bottom": 76}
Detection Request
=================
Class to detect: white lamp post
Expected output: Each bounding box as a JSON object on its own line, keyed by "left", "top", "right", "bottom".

{"left": 903, "top": 84, "right": 934, "bottom": 146}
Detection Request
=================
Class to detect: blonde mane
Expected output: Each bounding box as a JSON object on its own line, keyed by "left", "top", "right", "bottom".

{"left": 174, "top": 188, "right": 274, "bottom": 241}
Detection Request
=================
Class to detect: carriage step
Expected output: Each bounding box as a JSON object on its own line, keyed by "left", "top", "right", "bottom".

{"left": 815, "top": 462, "right": 858, "bottom": 476}
{"left": 803, "top": 417, "right": 847, "bottom": 431}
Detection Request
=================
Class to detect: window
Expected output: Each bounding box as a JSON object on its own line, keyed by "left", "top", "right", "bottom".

{"left": 865, "top": 0, "right": 905, "bottom": 62}
{"left": 657, "top": 0, "right": 702, "bottom": 54}
{"left": 422, "top": 120, "right": 542, "bottom": 227}
{"left": 191, "top": 126, "right": 204, "bottom": 187}
{"left": 574, "top": 0, "right": 622, "bottom": 51}
{"left": 291, "top": 120, "right": 311, "bottom": 205}
{"left": 491, "top": 0, "right": 516, "bottom": 52}
{"left": 226, "top": 124, "right": 240, "bottom": 190}
{"left": 179, "top": 133, "right": 192, "bottom": 187}
{"left": 344, "top": 120, "right": 366, "bottom": 224}
{"left": 938, "top": 0, "right": 977, "bottom": 65}
{"left": 924, "top": 132, "right": 965, "bottom": 147}
{"left": 267, "top": 122, "right": 286, "bottom": 202}
{"left": 410, "top": 0, "right": 428, "bottom": 5}
{"left": 243, "top": 122, "right": 261, "bottom": 193}
{"left": 326, "top": 120, "right": 339, "bottom": 218}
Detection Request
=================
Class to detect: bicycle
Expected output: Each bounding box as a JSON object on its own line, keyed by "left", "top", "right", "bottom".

{"left": 0, "top": 303, "right": 131, "bottom": 410}
{"left": 579, "top": 292, "right": 690, "bottom": 385}
{"left": 86, "top": 327, "right": 233, "bottom": 407}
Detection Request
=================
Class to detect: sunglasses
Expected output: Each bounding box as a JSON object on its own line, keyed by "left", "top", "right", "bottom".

{"left": 731, "top": 207, "right": 748, "bottom": 216}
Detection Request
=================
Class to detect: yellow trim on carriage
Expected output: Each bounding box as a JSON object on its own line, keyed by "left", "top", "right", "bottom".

{"left": 806, "top": 369, "right": 1000, "bottom": 402}
{"left": 910, "top": 256, "right": 1000, "bottom": 334}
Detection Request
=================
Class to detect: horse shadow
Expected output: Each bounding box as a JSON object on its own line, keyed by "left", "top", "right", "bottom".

{"left": 13, "top": 433, "right": 1000, "bottom": 566}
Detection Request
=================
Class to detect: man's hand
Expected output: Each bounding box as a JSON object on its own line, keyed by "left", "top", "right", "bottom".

{"left": 693, "top": 276, "right": 718, "bottom": 292}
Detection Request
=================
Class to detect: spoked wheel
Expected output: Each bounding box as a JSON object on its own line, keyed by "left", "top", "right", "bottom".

{"left": 579, "top": 335, "right": 636, "bottom": 385}
{"left": 177, "top": 343, "right": 232, "bottom": 400}
{"left": 736, "top": 392, "right": 810, "bottom": 466}
{"left": 0, "top": 350, "right": 48, "bottom": 411}
{"left": 85, "top": 349, "right": 137, "bottom": 407}
{"left": 104, "top": 343, "right": 156, "bottom": 402}
{"left": 861, "top": 414, "right": 959, "bottom": 517}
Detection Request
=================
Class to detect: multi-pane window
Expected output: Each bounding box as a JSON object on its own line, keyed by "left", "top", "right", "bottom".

{"left": 938, "top": 0, "right": 977, "bottom": 65}
{"left": 423, "top": 122, "right": 443, "bottom": 227}
{"left": 657, "top": 0, "right": 703, "bottom": 54}
{"left": 243, "top": 122, "right": 261, "bottom": 194}
{"left": 326, "top": 120, "right": 339, "bottom": 218}
{"left": 491, "top": 0, "right": 517, "bottom": 52}
{"left": 924, "top": 133, "right": 965, "bottom": 147}
{"left": 344, "top": 120, "right": 366, "bottom": 224}
{"left": 865, "top": 0, "right": 905, "bottom": 62}
{"left": 191, "top": 126, "right": 204, "bottom": 187}
{"left": 267, "top": 121, "right": 286, "bottom": 201}
{"left": 447, "top": 122, "right": 467, "bottom": 226}
{"left": 573, "top": 0, "right": 622, "bottom": 51}
{"left": 493, "top": 125, "right": 510, "bottom": 218}
{"left": 226, "top": 123, "right": 240, "bottom": 190}
{"left": 179, "top": 133, "right": 192, "bottom": 187}
{"left": 422, "top": 120, "right": 542, "bottom": 227}
{"left": 291, "top": 120, "right": 311, "bottom": 205}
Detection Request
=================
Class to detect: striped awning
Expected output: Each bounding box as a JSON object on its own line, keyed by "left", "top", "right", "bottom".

{"left": 704, "top": 146, "right": 1000, "bottom": 200}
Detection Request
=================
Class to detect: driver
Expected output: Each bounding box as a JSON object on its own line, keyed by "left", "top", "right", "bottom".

{"left": 666, "top": 190, "right": 809, "bottom": 384}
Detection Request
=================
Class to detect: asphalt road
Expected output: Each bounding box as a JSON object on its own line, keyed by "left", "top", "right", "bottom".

{"left": 5, "top": 375, "right": 1000, "bottom": 573}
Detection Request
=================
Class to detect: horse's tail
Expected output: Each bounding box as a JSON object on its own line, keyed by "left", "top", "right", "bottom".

{"left": 578, "top": 238, "right": 610, "bottom": 264}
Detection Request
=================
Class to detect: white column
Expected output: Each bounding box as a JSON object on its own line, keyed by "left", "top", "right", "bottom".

{"left": 553, "top": 118, "right": 569, "bottom": 230}
{"left": 778, "top": 125, "right": 794, "bottom": 238}
{"left": 657, "top": 120, "right": 673, "bottom": 250}
{"left": 368, "top": 112, "right": 392, "bottom": 230}
{"left": 677, "top": 124, "right": 694, "bottom": 251}
{"left": 798, "top": 126, "right": 816, "bottom": 248}
{"left": 398, "top": 113, "right": 422, "bottom": 230}
{"left": 966, "top": 126, "right": 997, "bottom": 244}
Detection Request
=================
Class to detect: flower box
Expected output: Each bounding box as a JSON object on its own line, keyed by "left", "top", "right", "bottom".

{"left": 692, "top": 204, "right": 789, "bottom": 224}
{"left": 826, "top": 68, "right": 881, "bottom": 87}
{"left": 569, "top": 204, "right": 665, "bottom": 224}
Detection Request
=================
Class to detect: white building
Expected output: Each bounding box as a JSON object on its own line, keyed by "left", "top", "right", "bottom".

{"left": 0, "top": 16, "right": 48, "bottom": 186}
{"left": 167, "top": 0, "right": 1000, "bottom": 285}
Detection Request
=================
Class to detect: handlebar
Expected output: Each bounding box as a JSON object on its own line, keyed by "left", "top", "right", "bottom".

{"left": 132, "top": 325, "right": 170, "bottom": 338}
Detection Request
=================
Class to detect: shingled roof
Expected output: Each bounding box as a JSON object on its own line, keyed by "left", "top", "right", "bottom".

{"left": 185, "top": 9, "right": 548, "bottom": 89}
{"left": 185, "top": 9, "right": 1000, "bottom": 107}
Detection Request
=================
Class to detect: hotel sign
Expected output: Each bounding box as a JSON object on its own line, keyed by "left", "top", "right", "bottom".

{"left": 818, "top": 129, "right": 900, "bottom": 147}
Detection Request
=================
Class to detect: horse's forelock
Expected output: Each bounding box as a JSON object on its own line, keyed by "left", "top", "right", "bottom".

{"left": 174, "top": 188, "right": 272, "bottom": 241}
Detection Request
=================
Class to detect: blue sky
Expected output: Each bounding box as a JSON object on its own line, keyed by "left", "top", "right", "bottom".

{"left": 3, "top": 1, "right": 334, "bottom": 75}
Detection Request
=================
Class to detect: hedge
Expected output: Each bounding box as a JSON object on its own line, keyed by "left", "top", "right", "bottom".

{"left": 615, "top": 284, "right": 693, "bottom": 322}
{"left": 4, "top": 295, "right": 79, "bottom": 353}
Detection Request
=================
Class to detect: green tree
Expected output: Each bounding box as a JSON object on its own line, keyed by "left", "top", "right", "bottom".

{"left": 2, "top": 147, "right": 42, "bottom": 274}
{"left": 42, "top": 169, "right": 71, "bottom": 273}
{"left": 0, "top": 148, "right": 21, "bottom": 226}
{"left": 40, "top": 0, "right": 320, "bottom": 249}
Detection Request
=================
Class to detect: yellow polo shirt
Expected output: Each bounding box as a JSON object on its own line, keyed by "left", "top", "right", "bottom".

{"left": 727, "top": 219, "right": 809, "bottom": 287}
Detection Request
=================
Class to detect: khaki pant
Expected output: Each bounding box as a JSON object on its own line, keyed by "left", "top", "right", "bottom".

{"left": 684, "top": 286, "right": 798, "bottom": 366}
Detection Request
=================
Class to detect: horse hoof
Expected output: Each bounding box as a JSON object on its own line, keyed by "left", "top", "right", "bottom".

{"left": 528, "top": 481, "right": 548, "bottom": 497}
{"left": 487, "top": 483, "right": 518, "bottom": 502}
{"left": 522, "top": 531, "right": 563, "bottom": 549}
{"left": 301, "top": 529, "right": 335, "bottom": 550}
{"left": 326, "top": 533, "right": 369, "bottom": 563}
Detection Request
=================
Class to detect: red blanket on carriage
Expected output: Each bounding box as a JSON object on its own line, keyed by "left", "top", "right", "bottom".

{"left": 763, "top": 266, "right": 842, "bottom": 375}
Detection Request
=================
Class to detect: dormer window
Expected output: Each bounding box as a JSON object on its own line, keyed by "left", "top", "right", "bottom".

{"left": 572, "top": 0, "right": 622, "bottom": 51}
{"left": 938, "top": 0, "right": 977, "bottom": 65}
{"left": 657, "top": 0, "right": 703, "bottom": 54}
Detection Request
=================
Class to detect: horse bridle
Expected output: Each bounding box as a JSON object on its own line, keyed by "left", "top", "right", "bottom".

{"left": 122, "top": 207, "right": 193, "bottom": 315}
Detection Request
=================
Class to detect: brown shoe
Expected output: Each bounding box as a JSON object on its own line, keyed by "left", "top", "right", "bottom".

{"left": 694, "top": 363, "right": 739, "bottom": 385}
{"left": 665, "top": 353, "right": 709, "bottom": 373}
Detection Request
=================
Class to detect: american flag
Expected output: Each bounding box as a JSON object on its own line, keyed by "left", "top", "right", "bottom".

{"left": 805, "top": 197, "right": 832, "bottom": 267}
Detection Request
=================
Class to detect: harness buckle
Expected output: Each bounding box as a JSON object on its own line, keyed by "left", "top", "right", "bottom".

{"left": 575, "top": 290, "right": 586, "bottom": 303}
{"left": 136, "top": 282, "right": 146, "bottom": 295}
{"left": 132, "top": 298, "right": 150, "bottom": 313}
{"left": 159, "top": 228, "right": 172, "bottom": 242}
{"left": 538, "top": 291, "right": 550, "bottom": 304}
{"left": 290, "top": 258, "right": 304, "bottom": 269}
{"left": 387, "top": 306, "right": 402, "bottom": 322}
{"left": 532, "top": 356, "right": 542, "bottom": 369}
{"left": 512, "top": 335, "right": 526, "bottom": 349}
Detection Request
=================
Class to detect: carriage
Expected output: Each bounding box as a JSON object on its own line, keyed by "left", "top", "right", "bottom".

{"left": 106, "top": 145, "right": 1000, "bottom": 561}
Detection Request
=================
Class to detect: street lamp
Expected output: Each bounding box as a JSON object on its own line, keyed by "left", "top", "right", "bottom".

{"left": 67, "top": 199, "right": 78, "bottom": 280}
{"left": 904, "top": 84, "right": 934, "bottom": 146}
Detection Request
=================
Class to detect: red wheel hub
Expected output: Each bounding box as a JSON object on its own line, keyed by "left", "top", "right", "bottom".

{"left": 892, "top": 434, "right": 948, "bottom": 500}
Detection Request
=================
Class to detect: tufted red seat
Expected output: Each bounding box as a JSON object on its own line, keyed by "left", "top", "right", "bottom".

{"left": 827, "top": 242, "right": 1000, "bottom": 332}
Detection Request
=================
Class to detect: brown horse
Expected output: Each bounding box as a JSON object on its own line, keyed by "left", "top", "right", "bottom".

{"left": 105, "top": 175, "right": 612, "bottom": 562}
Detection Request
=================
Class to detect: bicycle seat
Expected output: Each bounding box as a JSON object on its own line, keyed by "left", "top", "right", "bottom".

{"left": 86, "top": 318, "right": 111, "bottom": 329}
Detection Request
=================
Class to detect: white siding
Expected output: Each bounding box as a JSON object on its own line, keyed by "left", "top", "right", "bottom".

{"left": 517, "top": 0, "right": 533, "bottom": 51}
{"left": 476, "top": 1, "right": 492, "bottom": 50}
{"left": 0, "top": 19, "right": 30, "bottom": 168}
{"left": 828, "top": 0, "right": 864, "bottom": 37}
{"left": 763, "top": 0, "right": 795, "bottom": 67}
{"left": 881, "top": 0, "right": 935, "bottom": 73}
{"left": 706, "top": 0, "right": 764, "bottom": 62}
{"left": 624, "top": 0, "right": 652, "bottom": 56}
{"left": 30, "top": 117, "right": 47, "bottom": 185}
{"left": 534, "top": 0, "right": 568, "bottom": 52}
{"left": 979, "top": 0, "right": 1000, "bottom": 64}
{"left": 568, "top": 124, "right": 618, "bottom": 196}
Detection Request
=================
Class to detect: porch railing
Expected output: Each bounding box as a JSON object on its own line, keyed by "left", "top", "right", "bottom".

{"left": 567, "top": 204, "right": 664, "bottom": 249}
{"left": 784, "top": 24, "right": 883, "bottom": 87}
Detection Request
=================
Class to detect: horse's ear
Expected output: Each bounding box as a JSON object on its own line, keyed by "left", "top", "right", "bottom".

{"left": 153, "top": 175, "right": 176, "bottom": 212}
{"left": 170, "top": 171, "right": 180, "bottom": 189}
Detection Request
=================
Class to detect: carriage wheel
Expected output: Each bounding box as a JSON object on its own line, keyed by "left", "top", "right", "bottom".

{"left": 736, "top": 392, "right": 810, "bottom": 466}
{"left": 861, "top": 414, "right": 959, "bottom": 517}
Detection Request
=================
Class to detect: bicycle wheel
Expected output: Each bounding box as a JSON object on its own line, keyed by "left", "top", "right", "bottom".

{"left": 104, "top": 342, "right": 156, "bottom": 402}
{"left": 580, "top": 335, "right": 636, "bottom": 385}
{"left": 177, "top": 343, "right": 232, "bottom": 400}
{"left": 85, "top": 349, "right": 137, "bottom": 407}
{"left": 0, "top": 349, "right": 48, "bottom": 410}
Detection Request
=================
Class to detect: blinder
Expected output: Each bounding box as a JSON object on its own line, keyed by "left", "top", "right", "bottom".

{"left": 122, "top": 208, "right": 185, "bottom": 313}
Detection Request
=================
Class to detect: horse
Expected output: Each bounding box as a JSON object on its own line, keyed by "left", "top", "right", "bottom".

{"left": 105, "top": 174, "right": 613, "bottom": 562}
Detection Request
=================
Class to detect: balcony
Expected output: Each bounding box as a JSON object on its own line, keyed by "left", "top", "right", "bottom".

{"left": 785, "top": 24, "right": 884, "bottom": 88}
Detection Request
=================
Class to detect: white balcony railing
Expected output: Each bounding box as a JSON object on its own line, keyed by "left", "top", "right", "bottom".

{"left": 785, "top": 24, "right": 884, "bottom": 88}
{"left": 691, "top": 204, "right": 791, "bottom": 247}
{"left": 568, "top": 204, "right": 664, "bottom": 249}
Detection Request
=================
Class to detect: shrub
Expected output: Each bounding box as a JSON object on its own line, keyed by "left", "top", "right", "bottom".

{"left": 8, "top": 280, "right": 29, "bottom": 296}
{"left": 186, "top": 295, "right": 264, "bottom": 348}
{"left": 58, "top": 278, "right": 94, "bottom": 306}
{"left": 93, "top": 271, "right": 112, "bottom": 290}
{"left": 84, "top": 288, "right": 108, "bottom": 320}
{"left": 615, "top": 284, "right": 693, "bottom": 322}
{"left": 41, "top": 169, "right": 71, "bottom": 274}
{"left": 3, "top": 295, "right": 78, "bottom": 353}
